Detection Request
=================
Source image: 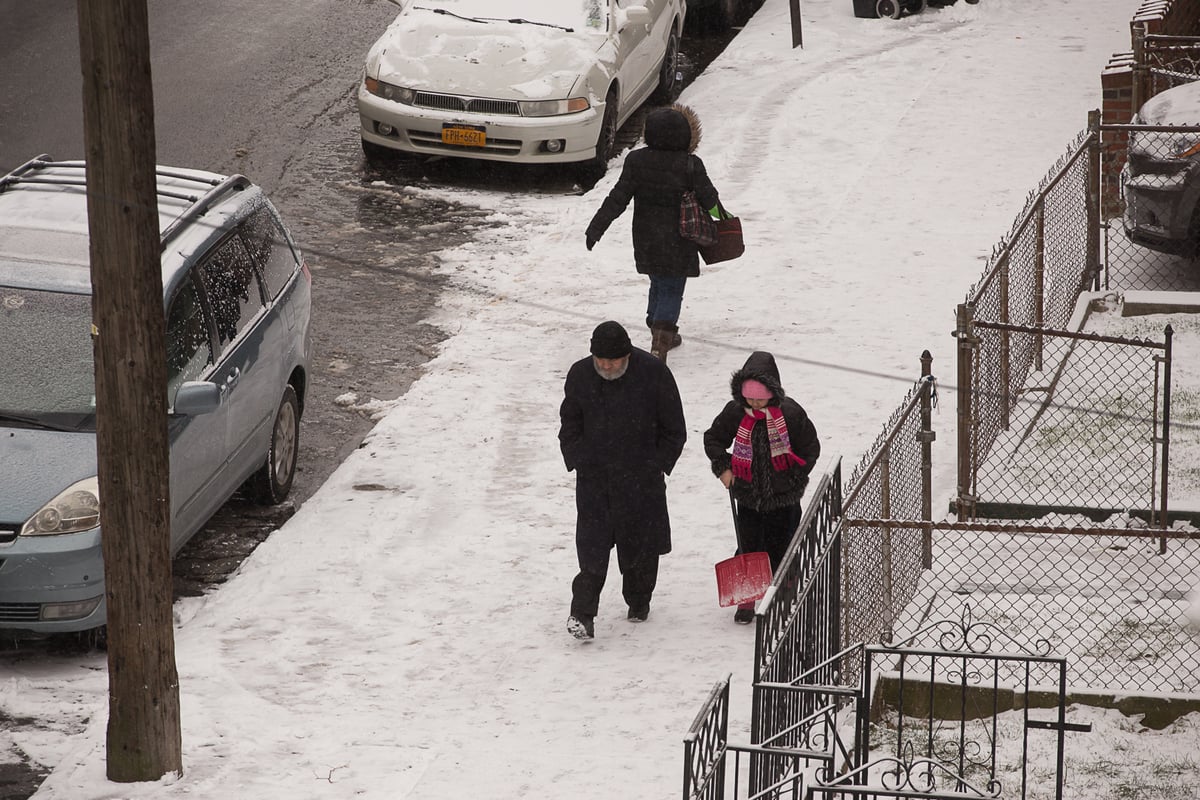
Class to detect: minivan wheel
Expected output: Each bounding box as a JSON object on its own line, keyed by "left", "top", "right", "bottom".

{"left": 876, "top": 0, "right": 901, "bottom": 17}
{"left": 249, "top": 385, "right": 300, "bottom": 505}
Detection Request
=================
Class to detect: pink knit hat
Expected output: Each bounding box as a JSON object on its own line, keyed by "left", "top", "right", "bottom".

{"left": 741, "top": 379, "right": 773, "bottom": 400}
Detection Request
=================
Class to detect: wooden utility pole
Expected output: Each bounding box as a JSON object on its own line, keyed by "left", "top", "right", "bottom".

{"left": 77, "top": 0, "right": 182, "bottom": 781}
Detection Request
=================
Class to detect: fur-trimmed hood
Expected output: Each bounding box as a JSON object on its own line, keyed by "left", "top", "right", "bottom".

{"left": 643, "top": 104, "right": 702, "bottom": 153}
{"left": 729, "top": 351, "right": 786, "bottom": 405}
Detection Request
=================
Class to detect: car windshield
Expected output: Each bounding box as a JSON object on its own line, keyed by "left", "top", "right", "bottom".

{"left": 414, "top": 0, "right": 607, "bottom": 31}
{"left": 0, "top": 285, "right": 96, "bottom": 429}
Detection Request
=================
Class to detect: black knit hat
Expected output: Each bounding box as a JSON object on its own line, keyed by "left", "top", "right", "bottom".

{"left": 590, "top": 321, "right": 632, "bottom": 358}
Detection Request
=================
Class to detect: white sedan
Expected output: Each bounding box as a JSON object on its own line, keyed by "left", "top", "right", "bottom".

{"left": 357, "top": 0, "right": 685, "bottom": 172}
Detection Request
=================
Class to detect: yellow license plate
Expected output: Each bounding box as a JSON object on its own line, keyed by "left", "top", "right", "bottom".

{"left": 441, "top": 125, "right": 486, "bottom": 147}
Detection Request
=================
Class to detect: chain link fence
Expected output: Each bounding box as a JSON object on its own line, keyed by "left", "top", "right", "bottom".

{"left": 966, "top": 320, "right": 1172, "bottom": 518}
{"left": 842, "top": 365, "right": 936, "bottom": 652}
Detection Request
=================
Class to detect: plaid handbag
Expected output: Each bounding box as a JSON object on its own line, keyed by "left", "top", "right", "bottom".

{"left": 679, "top": 159, "right": 718, "bottom": 246}
{"left": 680, "top": 189, "right": 718, "bottom": 246}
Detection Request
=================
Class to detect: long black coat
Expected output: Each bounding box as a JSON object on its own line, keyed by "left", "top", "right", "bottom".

{"left": 586, "top": 106, "right": 719, "bottom": 279}
{"left": 704, "top": 352, "right": 821, "bottom": 512}
{"left": 559, "top": 349, "right": 687, "bottom": 567}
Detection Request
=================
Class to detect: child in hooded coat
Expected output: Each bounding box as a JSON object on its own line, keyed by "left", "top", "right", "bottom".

{"left": 585, "top": 104, "right": 720, "bottom": 361}
{"left": 704, "top": 351, "right": 821, "bottom": 623}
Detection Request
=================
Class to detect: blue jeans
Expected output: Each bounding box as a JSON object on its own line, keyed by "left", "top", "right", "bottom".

{"left": 646, "top": 275, "right": 687, "bottom": 325}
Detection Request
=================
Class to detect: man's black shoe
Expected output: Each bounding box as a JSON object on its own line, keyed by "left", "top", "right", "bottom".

{"left": 627, "top": 605, "right": 650, "bottom": 622}
{"left": 567, "top": 614, "right": 595, "bottom": 640}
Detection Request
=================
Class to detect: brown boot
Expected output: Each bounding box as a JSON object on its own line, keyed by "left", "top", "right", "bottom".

{"left": 664, "top": 322, "right": 682, "bottom": 351}
{"left": 649, "top": 323, "right": 670, "bottom": 362}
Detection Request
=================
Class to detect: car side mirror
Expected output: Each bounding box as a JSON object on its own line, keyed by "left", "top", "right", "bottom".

{"left": 616, "top": 5, "right": 652, "bottom": 31}
{"left": 173, "top": 381, "right": 221, "bottom": 416}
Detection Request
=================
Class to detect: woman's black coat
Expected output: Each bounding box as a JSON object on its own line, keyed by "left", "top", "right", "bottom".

{"left": 585, "top": 106, "right": 719, "bottom": 279}
{"left": 559, "top": 349, "right": 687, "bottom": 567}
{"left": 704, "top": 352, "right": 821, "bottom": 512}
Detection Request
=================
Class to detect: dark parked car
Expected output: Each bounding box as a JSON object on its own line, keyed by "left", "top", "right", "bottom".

{"left": 1122, "top": 79, "right": 1200, "bottom": 257}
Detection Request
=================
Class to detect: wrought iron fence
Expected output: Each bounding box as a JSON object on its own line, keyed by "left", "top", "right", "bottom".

{"left": 748, "top": 464, "right": 844, "bottom": 794}
{"left": 684, "top": 676, "right": 730, "bottom": 800}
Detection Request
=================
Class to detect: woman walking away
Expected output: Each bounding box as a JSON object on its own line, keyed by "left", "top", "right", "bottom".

{"left": 703, "top": 351, "right": 820, "bottom": 623}
{"left": 584, "top": 104, "right": 720, "bottom": 362}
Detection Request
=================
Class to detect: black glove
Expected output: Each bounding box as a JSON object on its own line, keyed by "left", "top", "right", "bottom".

{"left": 586, "top": 233, "right": 598, "bottom": 251}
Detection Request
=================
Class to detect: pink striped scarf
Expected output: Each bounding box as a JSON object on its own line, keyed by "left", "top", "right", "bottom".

{"left": 730, "top": 406, "right": 806, "bottom": 483}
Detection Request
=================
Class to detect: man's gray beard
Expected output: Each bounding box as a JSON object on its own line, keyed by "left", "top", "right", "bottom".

{"left": 594, "top": 360, "right": 628, "bottom": 381}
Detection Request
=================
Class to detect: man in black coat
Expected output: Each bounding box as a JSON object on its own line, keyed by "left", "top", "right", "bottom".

{"left": 559, "top": 321, "right": 687, "bottom": 640}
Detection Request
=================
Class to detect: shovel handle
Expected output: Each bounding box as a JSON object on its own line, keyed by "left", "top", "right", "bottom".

{"left": 729, "top": 489, "right": 745, "bottom": 554}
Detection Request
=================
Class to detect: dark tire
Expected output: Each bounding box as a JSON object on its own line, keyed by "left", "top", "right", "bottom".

{"left": 1184, "top": 204, "right": 1200, "bottom": 260}
{"left": 905, "top": 0, "right": 928, "bottom": 11}
{"left": 650, "top": 27, "right": 681, "bottom": 104}
{"left": 249, "top": 385, "right": 300, "bottom": 505}
{"left": 583, "top": 90, "right": 619, "bottom": 179}
{"left": 361, "top": 138, "right": 395, "bottom": 166}
{"left": 876, "top": 0, "right": 901, "bottom": 18}
{"left": 964, "top": 0, "right": 979, "bottom": 3}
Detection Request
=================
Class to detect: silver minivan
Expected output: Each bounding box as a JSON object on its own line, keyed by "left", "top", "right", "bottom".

{"left": 0, "top": 156, "right": 312, "bottom": 634}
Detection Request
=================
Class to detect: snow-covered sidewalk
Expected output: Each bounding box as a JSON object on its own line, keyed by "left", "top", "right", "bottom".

{"left": 25, "top": 1, "right": 1158, "bottom": 797}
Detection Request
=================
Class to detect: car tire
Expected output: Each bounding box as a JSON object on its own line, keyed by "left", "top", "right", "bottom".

{"left": 905, "top": 0, "right": 928, "bottom": 11}
{"left": 361, "top": 138, "right": 395, "bottom": 166}
{"left": 650, "top": 27, "right": 682, "bottom": 104}
{"left": 582, "top": 90, "right": 619, "bottom": 180}
{"left": 1184, "top": 205, "right": 1200, "bottom": 260}
{"left": 876, "top": 0, "right": 901, "bottom": 17}
{"left": 249, "top": 385, "right": 300, "bottom": 505}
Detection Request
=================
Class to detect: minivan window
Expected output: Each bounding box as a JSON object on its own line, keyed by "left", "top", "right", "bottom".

{"left": 199, "top": 235, "right": 265, "bottom": 348}
{"left": 0, "top": 286, "right": 95, "bottom": 424}
{"left": 239, "top": 207, "right": 297, "bottom": 301}
{"left": 166, "top": 274, "right": 213, "bottom": 406}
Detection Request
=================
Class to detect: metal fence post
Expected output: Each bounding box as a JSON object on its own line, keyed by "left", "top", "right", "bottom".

{"left": 1161, "top": 324, "right": 1173, "bottom": 554}
{"left": 1086, "top": 110, "right": 1102, "bottom": 291}
{"left": 955, "top": 303, "right": 977, "bottom": 520}
{"left": 1132, "top": 22, "right": 1146, "bottom": 112}
{"left": 919, "top": 351, "right": 935, "bottom": 569}
{"left": 1035, "top": 203, "right": 1046, "bottom": 371}
{"left": 999, "top": 253, "right": 1011, "bottom": 429}
{"left": 880, "top": 445, "right": 894, "bottom": 644}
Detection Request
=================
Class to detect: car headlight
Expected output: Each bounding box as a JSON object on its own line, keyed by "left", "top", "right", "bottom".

{"left": 364, "top": 76, "right": 415, "bottom": 104}
{"left": 20, "top": 477, "right": 101, "bottom": 536}
{"left": 520, "top": 97, "right": 590, "bottom": 117}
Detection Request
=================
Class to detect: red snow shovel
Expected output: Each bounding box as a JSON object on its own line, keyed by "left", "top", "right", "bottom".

{"left": 715, "top": 491, "right": 773, "bottom": 607}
